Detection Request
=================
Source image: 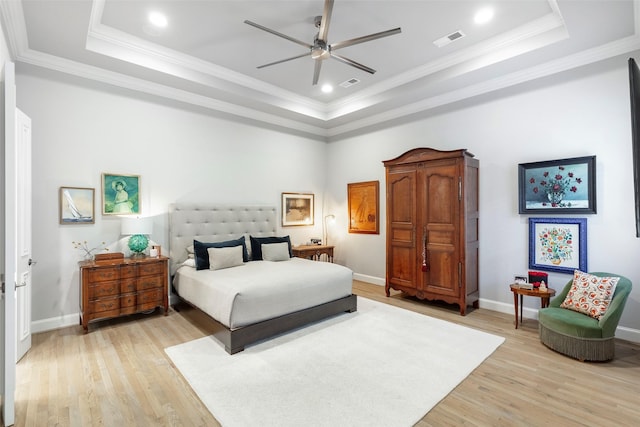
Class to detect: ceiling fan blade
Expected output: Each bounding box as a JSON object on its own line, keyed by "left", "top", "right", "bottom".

{"left": 330, "top": 52, "right": 376, "bottom": 74}
{"left": 244, "top": 20, "right": 312, "bottom": 49}
{"left": 257, "top": 52, "right": 311, "bottom": 69}
{"left": 330, "top": 27, "right": 401, "bottom": 51}
{"left": 318, "top": 0, "right": 334, "bottom": 42}
{"left": 312, "top": 60, "right": 323, "bottom": 85}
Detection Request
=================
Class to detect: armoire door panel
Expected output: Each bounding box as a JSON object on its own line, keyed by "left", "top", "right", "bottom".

{"left": 425, "top": 173, "right": 456, "bottom": 224}
{"left": 391, "top": 226, "right": 413, "bottom": 243}
{"left": 389, "top": 246, "right": 416, "bottom": 286}
{"left": 388, "top": 173, "right": 416, "bottom": 224}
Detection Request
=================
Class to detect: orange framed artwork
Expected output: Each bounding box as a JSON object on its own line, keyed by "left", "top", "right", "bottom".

{"left": 347, "top": 180, "right": 379, "bottom": 234}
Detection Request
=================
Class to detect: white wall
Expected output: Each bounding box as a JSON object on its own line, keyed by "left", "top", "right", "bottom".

{"left": 325, "top": 54, "right": 640, "bottom": 338}
{"left": 17, "top": 65, "right": 329, "bottom": 329}
{"left": 15, "top": 53, "right": 640, "bottom": 340}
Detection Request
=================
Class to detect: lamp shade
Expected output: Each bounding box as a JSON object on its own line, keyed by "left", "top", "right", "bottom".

{"left": 121, "top": 217, "right": 153, "bottom": 236}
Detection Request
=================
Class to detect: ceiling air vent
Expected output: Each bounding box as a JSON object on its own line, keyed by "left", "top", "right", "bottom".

{"left": 433, "top": 30, "right": 466, "bottom": 48}
{"left": 339, "top": 78, "right": 360, "bottom": 88}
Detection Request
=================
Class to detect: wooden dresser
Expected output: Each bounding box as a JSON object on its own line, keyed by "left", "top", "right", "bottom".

{"left": 79, "top": 254, "right": 169, "bottom": 332}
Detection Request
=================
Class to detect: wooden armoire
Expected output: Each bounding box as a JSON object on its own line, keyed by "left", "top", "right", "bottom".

{"left": 383, "top": 148, "right": 479, "bottom": 315}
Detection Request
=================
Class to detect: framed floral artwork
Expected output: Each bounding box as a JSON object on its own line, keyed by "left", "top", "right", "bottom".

{"left": 518, "top": 156, "right": 596, "bottom": 214}
{"left": 102, "top": 173, "right": 140, "bottom": 215}
{"left": 529, "top": 217, "right": 587, "bottom": 274}
{"left": 347, "top": 180, "right": 379, "bottom": 234}
{"left": 282, "top": 192, "right": 314, "bottom": 226}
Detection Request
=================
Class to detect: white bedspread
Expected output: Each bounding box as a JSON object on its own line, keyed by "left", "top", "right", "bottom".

{"left": 173, "top": 258, "right": 353, "bottom": 329}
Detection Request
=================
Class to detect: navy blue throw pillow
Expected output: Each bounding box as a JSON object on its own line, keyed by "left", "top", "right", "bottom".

{"left": 250, "top": 235, "right": 292, "bottom": 261}
{"left": 194, "top": 237, "right": 248, "bottom": 270}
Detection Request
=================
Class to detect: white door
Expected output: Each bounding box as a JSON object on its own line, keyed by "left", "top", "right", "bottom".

{"left": 15, "top": 108, "right": 31, "bottom": 362}
{"left": 1, "top": 61, "right": 17, "bottom": 427}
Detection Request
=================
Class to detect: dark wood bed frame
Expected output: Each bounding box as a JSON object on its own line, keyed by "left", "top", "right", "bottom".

{"left": 174, "top": 294, "right": 357, "bottom": 354}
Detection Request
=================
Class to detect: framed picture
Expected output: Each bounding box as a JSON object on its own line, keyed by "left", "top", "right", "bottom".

{"left": 59, "top": 186, "right": 95, "bottom": 224}
{"left": 282, "top": 192, "right": 314, "bottom": 226}
{"left": 518, "top": 156, "right": 596, "bottom": 214}
{"left": 102, "top": 173, "right": 140, "bottom": 215}
{"left": 347, "top": 180, "right": 379, "bottom": 234}
{"left": 529, "top": 217, "right": 587, "bottom": 274}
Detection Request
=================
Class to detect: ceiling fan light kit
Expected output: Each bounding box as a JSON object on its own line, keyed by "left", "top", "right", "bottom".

{"left": 244, "top": 0, "right": 401, "bottom": 85}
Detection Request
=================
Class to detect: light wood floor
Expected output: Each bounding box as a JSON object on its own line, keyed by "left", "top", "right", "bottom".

{"left": 16, "top": 281, "right": 640, "bottom": 426}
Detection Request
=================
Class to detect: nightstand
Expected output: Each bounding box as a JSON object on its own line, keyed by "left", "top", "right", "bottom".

{"left": 79, "top": 253, "right": 169, "bottom": 332}
{"left": 291, "top": 245, "right": 334, "bottom": 262}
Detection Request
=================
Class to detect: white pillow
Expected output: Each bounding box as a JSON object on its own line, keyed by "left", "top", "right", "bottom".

{"left": 261, "top": 242, "right": 290, "bottom": 262}
{"left": 181, "top": 258, "right": 196, "bottom": 268}
{"left": 208, "top": 246, "right": 244, "bottom": 270}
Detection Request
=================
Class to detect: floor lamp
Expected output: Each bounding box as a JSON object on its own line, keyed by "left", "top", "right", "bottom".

{"left": 323, "top": 214, "right": 335, "bottom": 245}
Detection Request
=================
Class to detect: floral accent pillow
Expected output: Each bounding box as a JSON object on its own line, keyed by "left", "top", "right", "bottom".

{"left": 560, "top": 270, "right": 619, "bottom": 319}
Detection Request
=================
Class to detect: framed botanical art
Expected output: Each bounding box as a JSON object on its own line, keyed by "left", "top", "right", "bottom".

{"left": 347, "top": 180, "right": 379, "bottom": 234}
{"left": 59, "top": 186, "right": 95, "bottom": 224}
{"left": 282, "top": 192, "right": 314, "bottom": 226}
{"left": 518, "top": 156, "right": 596, "bottom": 214}
{"left": 529, "top": 217, "right": 587, "bottom": 274}
{"left": 102, "top": 173, "right": 140, "bottom": 215}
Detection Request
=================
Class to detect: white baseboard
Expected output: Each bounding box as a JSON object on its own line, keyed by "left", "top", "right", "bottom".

{"left": 355, "top": 276, "right": 640, "bottom": 344}
{"left": 353, "top": 273, "right": 385, "bottom": 286}
{"left": 30, "top": 278, "right": 640, "bottom": 344}
{"left": 31, "top": 313, "right": 80, "bottom": 334}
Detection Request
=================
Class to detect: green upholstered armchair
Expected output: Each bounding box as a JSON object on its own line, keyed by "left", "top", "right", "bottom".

{"left": 538, "top": 272, "right": 632, "bottom": 362}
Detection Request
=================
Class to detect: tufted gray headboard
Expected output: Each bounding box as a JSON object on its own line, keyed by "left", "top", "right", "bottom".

{"left": 168, "top": 204, "right": 278, "bottom": 275}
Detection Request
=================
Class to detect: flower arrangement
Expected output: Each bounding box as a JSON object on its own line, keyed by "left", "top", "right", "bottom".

{"left": 72, "top": 240, "right": 109, "bottom": 259}
{"left": 538, "top": 226, "right": 573, "bottom": 265}
{"left": 528, "top": 165, "right": 582, "bottom": 207}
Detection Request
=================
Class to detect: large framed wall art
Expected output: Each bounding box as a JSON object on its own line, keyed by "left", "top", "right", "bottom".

{"left": 102, "top": 173, "right": 140, "bottom": 215}
{"left": 282, "top": 192, "right": 314, "bottom": 226}
{"left": 347, "top": 180, "right": 379, "bottom": 234}
{"left": 518, "top": 156, "right": 596, "bottom": 214}
{"left": 529, "top": 217, "right": 587, "bottom": 274}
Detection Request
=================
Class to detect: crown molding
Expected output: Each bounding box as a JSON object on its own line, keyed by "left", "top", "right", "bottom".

{"left": 16, "top": 48, "right": 329, "bottom": 138}
{"left": 0, "top": 0, "right": 28, "bottom": 59}
{"left": 327, "top": 34, "right": 640, "bottom": 138}
{"left": 326, "top": 7, "right": 568, "bottom": 119}
{"left": 3, "top": 0, "right": 640, "bottom": 140}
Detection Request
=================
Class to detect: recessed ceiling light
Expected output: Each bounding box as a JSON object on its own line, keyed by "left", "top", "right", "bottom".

{"left": 149, "top": 11, "right": 168, "bottom": 28}
{"left": 474, "top": 7, "right": 494, "bottom": 25}
{"left": 321, "top": 84, "right": 333, "bottom": 93}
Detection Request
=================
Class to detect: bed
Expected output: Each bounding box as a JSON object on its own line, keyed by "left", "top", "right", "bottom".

{"left": 169, "top": 204, "right": 357, "bottom": 354}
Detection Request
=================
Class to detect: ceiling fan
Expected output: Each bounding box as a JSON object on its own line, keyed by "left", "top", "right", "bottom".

{"left": 244, "top": 0, "right": 401, "bottom": 85}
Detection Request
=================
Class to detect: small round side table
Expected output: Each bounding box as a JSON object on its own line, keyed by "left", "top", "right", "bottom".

{"left": 509, "top": 284, "right": 556, "bottom": 329}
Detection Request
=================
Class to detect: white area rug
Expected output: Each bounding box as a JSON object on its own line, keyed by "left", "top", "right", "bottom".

{"left": 165, "top": 297, "right": 504, "bottom": 427}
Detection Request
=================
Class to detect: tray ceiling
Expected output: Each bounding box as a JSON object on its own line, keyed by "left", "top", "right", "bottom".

{"left": 1, "top": 0, "right": 639, "bottom": 139}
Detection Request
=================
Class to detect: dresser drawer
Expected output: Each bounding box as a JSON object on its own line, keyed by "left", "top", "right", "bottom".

{"left": 120, "top": 265, "right": 137, "bottom": 279}
{"left": 87, "top": 267, "right": 120, "bottom": 282}
{"left": 120, "top": 293, "right": 138, "bottom": 315}
{"left": 120, "top": 278, "right": 136, "bottom": 293}
{"left": 90, "top": 296, "right": 120, "bottom": 314}
{"left": 138, "top": 262, "right": 164, "bottom": 277}
{"left": 137, "top": 288, "right": 162, "bottom": 310}
{"left": 137, "top": 274, "right": 164, "bottom": 291}
{"left": 89, "top": 280, "right": 120, "bottom": 299}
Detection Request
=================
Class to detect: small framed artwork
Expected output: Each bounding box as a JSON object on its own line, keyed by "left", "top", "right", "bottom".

{"left": 59, "top": 187, "right": 95, "bottom": 224}
{"left": 347, "top": 180, "right": 379, "bottom": 234}
{"left": 282, "top": 192, "right": 314, "bottom": 226}
{"left": 102, "top": 173, "right": 140, "bottom": 215}
{"left": 529, "top": 217, "right": 587, "bottom": 274}
{"left": 518, "top": 156, "right": 596, "bottom": 214}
